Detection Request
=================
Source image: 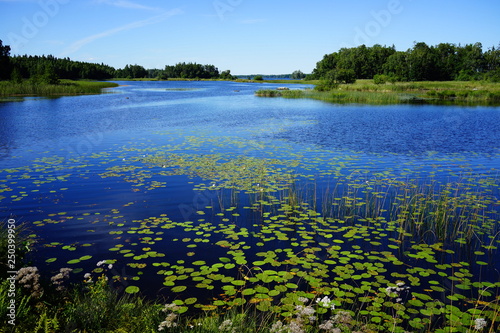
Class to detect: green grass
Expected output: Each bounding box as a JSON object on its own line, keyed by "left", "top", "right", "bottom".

{"left": 1, "top": 264, "right": 498, "bottom": 332}
{"left": 256, "top": 80, "right": 500, "bottom": 105}
{"left": 0, "top": 80, "right": 119, "bottom": 97}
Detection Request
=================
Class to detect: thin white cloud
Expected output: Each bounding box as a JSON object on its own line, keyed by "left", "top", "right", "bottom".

{"left": 60, "top": 9, "right": 182, "bottom": 56}
{"left": 93, "top": 0, "right": 161, "bottom": 11}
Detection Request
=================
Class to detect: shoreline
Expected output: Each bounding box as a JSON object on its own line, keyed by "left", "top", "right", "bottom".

{"left": 255, "top": 79, "right": 500, "bottom": 106}
{"left": 0, "top": 80, "right": 119, "bottom": 98}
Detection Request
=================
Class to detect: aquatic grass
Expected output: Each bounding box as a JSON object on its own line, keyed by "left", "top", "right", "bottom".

{"left": 0, "top": 80, "right": 119, "bottom": 97}
{"left": 256, "top": 88, "right": 416, "bottom": 104}
{"left": 0, "top": 220, "right": 36, "bottom": 279}
{"left": 2, "top": 130, "right": 500, "bottom": 331}
{"left": 255, "top": 80, "right": 500, "bottom": 105}
{"left": 0, "top": 279, "right": 32, "bottom": 327}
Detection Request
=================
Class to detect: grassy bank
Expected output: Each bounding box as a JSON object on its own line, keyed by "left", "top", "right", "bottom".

{"left": 0, "top": 80, "right": 119, "bottom": 97}
{"left": 256, "top": 80, "right": 500, "bottom": 105}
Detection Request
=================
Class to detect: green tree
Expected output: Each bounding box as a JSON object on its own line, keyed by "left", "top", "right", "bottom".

{"left": 219, "top": 70, "right": 233, "bottom": 80}
{"left": 311, "top": 53, "right": 338, "bottom": 79}
{"left": 434, "top": 43, "right": 458, "bottom": 80}
{"left": 291, "top": 70, "right": 306, "bottom": 79}
{"left": 407, "top": 42, "right": 436, "bottom": 81}
{"left": 42, "top": 64, "right": 60, "bottom": 84}
{"left": 484, "top": 45, "right": 500, "bottom": 82}
{"left": 314, "top": 70, "right": 339, "bottom": 91}
{"left": 335, "top": 68, "right": 356, "bottom": 84}
{"left": 10, "top": 67, "right": 23, "bottom": 83}
{"left": 163, "top": 62, "right": 220, "bottom": 79}
{"left": 0, "top": 39, "right": 12, "bottom": 80}
{"left": 456, "top": 42, "right": 484, "bottom": 80}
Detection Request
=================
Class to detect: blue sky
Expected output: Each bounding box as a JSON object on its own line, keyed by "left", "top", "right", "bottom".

{"left": 1, "top": 0, "right": 499, "bottom": 75}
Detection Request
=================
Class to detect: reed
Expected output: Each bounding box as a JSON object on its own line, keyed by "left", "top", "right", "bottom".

{"left": 273, "top": 173, "right": 499, "bottom": 245}
{"left": 0, "top": 80, "right": 119, "bottom": 97}
{"left": 256, "top": 80, "right": 500, "bottom": 105}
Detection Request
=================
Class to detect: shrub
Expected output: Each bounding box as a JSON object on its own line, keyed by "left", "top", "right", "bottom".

{"left": 373, "top": 74, "right": 389, "bottom": 85}
{"left": 335, "top": 68, "right": 356, "bottom": 84}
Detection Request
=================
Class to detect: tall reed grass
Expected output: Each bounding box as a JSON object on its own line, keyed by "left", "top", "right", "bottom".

{"left": 0, "top": 80, "right": 119, "bottom": 97}
{"left": 256, "top": 80, "right": 500, "bottom": 105}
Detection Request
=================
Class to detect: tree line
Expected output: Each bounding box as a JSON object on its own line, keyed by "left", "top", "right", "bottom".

{"left": 0, "top": 39, "right": 235, "bottom": 82}
{"left": 309, "top": 42, "right": 500, "bottom": 82}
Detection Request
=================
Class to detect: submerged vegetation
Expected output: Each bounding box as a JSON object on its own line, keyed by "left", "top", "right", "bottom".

{"left": 1, "top": 129, "right": 500, "bottom": 332}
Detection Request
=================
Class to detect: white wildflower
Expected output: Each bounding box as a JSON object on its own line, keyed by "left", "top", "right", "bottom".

{"left": 332, "top": 310, "right": 353, "bottom": 325}
{"left": 474, "top": 318, "right": 487, "bottom": 330}
{"left": 319, "top": 319, "right": 334, "bottom": 331}
{"left": 162, "top": 303, "right": 180, "bottom": 312}
{"left": 289, "top": 320, "right": 305, "bottom": 333}
{"left": 158, "top": 313, "right": 177, "bottom": 330}
{"left": 218, "top": 319, "right": 235, "bottom": 332}
{"left": 158, "top": 320, "right": 168, "bottom": 331}
{"left": 316, "top": 296, "right": 335, "bottom": 310}
{"left": 295, "top": 305, "right": 316, "bottom": 317}
{"left": 270, "top": 320, "right": 287, "bottom": 333}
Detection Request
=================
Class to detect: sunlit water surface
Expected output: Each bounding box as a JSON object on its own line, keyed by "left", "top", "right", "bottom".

{"left": 1, "top": 81, "right": 499, "bottom": 303}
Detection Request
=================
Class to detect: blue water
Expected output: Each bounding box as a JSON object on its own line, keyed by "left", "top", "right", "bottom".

{"left": 1, "top": 80, "right": 499, "bottom": 299}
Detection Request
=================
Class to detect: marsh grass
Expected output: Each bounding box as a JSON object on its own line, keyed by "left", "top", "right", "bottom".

{"left": 0, "top": 220, "right": 36, "bottom": 279}
{"left": 290, "top": 176, "right": 500, "bottom": 245}
{"left": 256, "top": 80, "right": 500, "bottom": 105}
{"left": 0, "top": 80, "right": 119, "bottom": 97}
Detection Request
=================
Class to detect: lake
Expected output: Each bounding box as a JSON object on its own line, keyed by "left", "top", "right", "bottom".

{"left": 1, "top": 80, "right": 499, "bottom": 313}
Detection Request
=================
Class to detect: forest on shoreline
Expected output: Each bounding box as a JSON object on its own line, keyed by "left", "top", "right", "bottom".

{"left": 1, "top": 40, "right": 499, "bottom": 84}
{"left": 309, "top": 42, "right": 500, "bottom": 83}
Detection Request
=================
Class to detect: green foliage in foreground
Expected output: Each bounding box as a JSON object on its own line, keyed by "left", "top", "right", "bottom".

{"left": 2, "top": 215, "right": 499, "bottom": 332}
{"left": 256, "top": 80, "right": 500, "bottom": 105}
{"left": 0, "top": 80, "right": 119, "bottom": 97}
{"left": 1, "top": 263, "right": 499, "bottom": 332}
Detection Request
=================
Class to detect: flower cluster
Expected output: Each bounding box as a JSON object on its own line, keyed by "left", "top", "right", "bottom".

{"left": 267, "top": 296, "right": 354, "bottom": 333}
{"left": 83, "top": 260, "right": 114, "bottom": 284}
{"left": 270, "top": 320, "right": 287, "bottom": 333}
{"left": 158, "top": 303, "right": 180, "bottom": 331}
{"left": 218, "top": 319, "right": 236, "bottom": 333}
{"left": 97, "top": 260, "right": 113, "bottom": 270}
{"left": 385, "top": 281, "right": 410, "bottom": 303}
{"left": 474, "top": 318, "right": 487, "bottom": 330}
{"left": 270, "top": 296, "right": 344, "bottom": 333}
{"left": 50, "top": 267, "right": 72, "bottom": 292}
{"left": 16, "top": 266, "right": 43, "bottom": 298}
{"left": 316, "top": 296, "right": 336, "bottom": 310}
{"left": 318, "top": 310, "right": 353, "bottom": 333}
